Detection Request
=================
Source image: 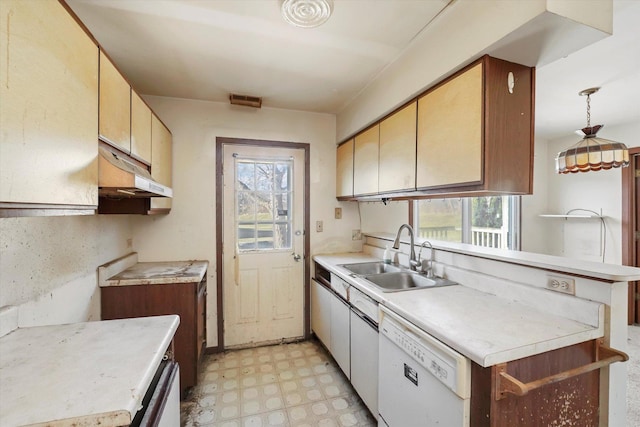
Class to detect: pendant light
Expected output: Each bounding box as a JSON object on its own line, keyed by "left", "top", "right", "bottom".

{"left": 555, "top": 87, "right": 629, "bottom": 174}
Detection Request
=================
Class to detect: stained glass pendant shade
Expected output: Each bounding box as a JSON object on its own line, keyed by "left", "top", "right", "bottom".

{"left": 555, "top": 87, "right": 630, "bottom": 174}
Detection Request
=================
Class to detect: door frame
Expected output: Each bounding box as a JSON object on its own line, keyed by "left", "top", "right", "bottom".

{"left": 215, "top": 137, "right": 311, "bottom": 351}
{"left": 622, "top": 146, "right": 639, "bottom": 324}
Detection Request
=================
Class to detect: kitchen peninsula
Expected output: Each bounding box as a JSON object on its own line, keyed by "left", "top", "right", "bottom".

{"left": 314, "top": 233, "right": 639, "bottom": 426}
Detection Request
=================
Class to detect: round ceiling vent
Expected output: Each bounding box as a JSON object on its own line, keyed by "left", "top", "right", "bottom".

{"left": 281, "top": 0, "right": 333, "bottom": 28}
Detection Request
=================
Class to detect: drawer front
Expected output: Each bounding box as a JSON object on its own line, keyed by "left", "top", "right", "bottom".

{"left": 330, "top": 274, "right": 350, "bottom": 301}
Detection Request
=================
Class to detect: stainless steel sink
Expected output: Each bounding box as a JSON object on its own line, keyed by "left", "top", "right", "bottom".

{"left": 363, "top": 272, "right": 457, "bottom": 292}
{"left": 340, "top": 262, "right": 403, "bottom": 275}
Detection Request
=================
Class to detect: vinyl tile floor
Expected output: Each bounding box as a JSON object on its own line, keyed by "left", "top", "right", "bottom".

{"left": 181, "top": 339, "right": 377, "bottom": 427}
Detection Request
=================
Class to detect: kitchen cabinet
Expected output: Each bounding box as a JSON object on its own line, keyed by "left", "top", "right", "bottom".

{"left": 150, "top": 114, "right": 173, "bottom": 212}
{"left": 416, "top": 56, "right": 533, "bottom": 194}
{"left": 353, "top": 124, "right": 380, "bottom": 196}
{"left": 311, "top": 279, "right": 332, "bottom": 348}
{"left": 101, "top": 275, "right": 207, "bottom": 396}
{"left": 336, "top": 138, "right": 354, "bottom": 198}
{"left": 330, "top": 294, "right": 351, "bottom": 379}
{"left": 470, "top": 339, "right": 614, "bottom": 426}
{"left": 350, "top": 309, "right": 378, "bottom": 415}
{"left": 0, "top": 0, "right": 98, "bottom": 211}
{"left": 99, "top": 50, "right": 131, "bottom": 153}
{"left": 379, "top": 101, "right": 417, "bottom": 193}
{"left": 131, "top": 90, "right": 152, "bottom": 164}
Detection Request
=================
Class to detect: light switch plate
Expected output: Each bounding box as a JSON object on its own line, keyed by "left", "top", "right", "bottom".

{"left": 335, "top": 207, "right": 342, "bottom": 219}
{"left": 316, "top": 220, "right": 323, "bottom": 232}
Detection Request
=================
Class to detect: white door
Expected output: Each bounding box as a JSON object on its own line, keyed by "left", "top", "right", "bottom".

{"left": 222, "top": 144, "right": 305, "bottom": 348}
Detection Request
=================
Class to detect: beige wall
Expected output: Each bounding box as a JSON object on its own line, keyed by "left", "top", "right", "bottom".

{"left": 527, "top": 121, "right": 639, "bottom": 264}
{"left": 130, "top": 96, "right": 361, "bottom": 347}
{"left": 0, "top": 215, "right": 132, "bottom": 326}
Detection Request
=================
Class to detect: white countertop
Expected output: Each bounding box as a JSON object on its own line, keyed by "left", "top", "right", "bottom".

{"left": 0, "top": 315, "right": 179, "bottom": 427}
{"left": 314, "top": 253, "right": 604, "bottom": 367}
{"left": 102, "top": 261, "right": 208, "bottom": 287}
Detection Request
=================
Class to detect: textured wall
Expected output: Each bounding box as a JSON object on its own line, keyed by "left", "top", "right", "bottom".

{"left": 0, "top": 215, "right": 132, "bottom": 326}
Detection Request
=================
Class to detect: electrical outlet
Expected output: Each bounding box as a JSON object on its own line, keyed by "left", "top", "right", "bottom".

{"left": 546, "top": 275, "right": 575, "bottom": 295}
{"left": 335, "top": 207, "right": 342, "bottom": 219}
{"left": 316, "top": 220, "right": 323, "bottom": 232}
{"left": 352, "top": 229, "right": 362, "bottom": 240}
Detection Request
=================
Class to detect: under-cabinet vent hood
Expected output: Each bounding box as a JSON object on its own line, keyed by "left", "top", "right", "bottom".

{"left": 98, "top": 147, "right": 172, "bottom": 198}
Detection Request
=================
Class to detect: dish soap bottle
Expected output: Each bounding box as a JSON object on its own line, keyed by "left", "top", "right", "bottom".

{"left": 383, "top": 245, "right": 392, "bottom": 264}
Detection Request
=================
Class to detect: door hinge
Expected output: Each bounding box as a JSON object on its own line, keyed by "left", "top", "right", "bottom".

{"left": 635, "top": 231, "right": 640, "bottom": 241}
{"left": 635, "top": 168, "right": 640, "bottom": 178}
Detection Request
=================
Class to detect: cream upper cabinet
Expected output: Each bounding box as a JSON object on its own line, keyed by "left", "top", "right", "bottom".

{"left": 131, "top": 91, "right": 152, "bottom": 164}
{"left": 379, "top": 102, "right": 417, "bottom": 193}
{"left": 416, "top": 57, "right": 533, "bottom": 194}
{"left": 353, "top": 125, "right": 379, "bottom": 196}
{"left": 336, "top": 139, "right": 354, "bottom": 198}
{"left": 0, "top": 0, "right": 98, "bottom": 208}
{"left": 417, "top": 63, "right": 483, "bottom": 188}
{"left": 150, "top": 114, "right": 173, "bottom": 211}
{"left": 99, "top": 50, "right": 131, "bottom": 153}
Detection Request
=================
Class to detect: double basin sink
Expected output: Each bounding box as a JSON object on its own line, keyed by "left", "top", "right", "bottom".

{"left": 339, "top": 261, "right": 457, "bottom": 293}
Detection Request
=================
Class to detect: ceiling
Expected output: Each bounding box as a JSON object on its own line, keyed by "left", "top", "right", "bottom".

{"left": 67, "top": 0, "right": 639, "bottom": 141}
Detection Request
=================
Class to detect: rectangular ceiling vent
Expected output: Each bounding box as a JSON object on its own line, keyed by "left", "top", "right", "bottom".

{"left": 229, "top": 94, "right": 262, "bottom": 108}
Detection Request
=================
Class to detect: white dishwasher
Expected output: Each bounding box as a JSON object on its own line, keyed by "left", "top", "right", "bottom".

{"left": 378, "top": 306, "right": 471, "bottom": 427}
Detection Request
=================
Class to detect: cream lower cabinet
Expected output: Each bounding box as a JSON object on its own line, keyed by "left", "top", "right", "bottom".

{"left": 353, "top": 125, "right": 379, "bottom": 196}
{"left": 0, "top": 0, "right": 98, "bottom": 209}
{"left": 150, "top": 114, "right": 173, "bottom": 212}
{"left": 311, "top": 280, "right": 332, "bottom": 348}
{"left": 379, "top": 101, "right": 417, "bottom": 193}
{"left": 350, "top": 309, "right": 378, "bottom": 416}
{"left": 330, "top": 294, "right": 351, "bottom": 379}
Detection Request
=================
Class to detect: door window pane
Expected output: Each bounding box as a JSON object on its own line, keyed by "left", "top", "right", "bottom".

{"left": 236, "top": 158, "right": 294, "bottom": 252}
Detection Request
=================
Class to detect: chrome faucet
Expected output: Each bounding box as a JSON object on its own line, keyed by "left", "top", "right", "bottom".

{"left": 392, "top": 224, "right": 419, "bottom": 270}
{"left": 418, "top": 241, "right": 435, "bottom": 278}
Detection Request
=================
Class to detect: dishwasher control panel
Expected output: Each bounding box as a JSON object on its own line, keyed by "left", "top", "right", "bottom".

{"left": 379, "top": 306, "right": 470, "bottom": 398}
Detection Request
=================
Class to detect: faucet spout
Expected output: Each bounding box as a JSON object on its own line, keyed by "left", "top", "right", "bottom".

{"left": 393, "top": 224, "right": 418, "bottom": 270}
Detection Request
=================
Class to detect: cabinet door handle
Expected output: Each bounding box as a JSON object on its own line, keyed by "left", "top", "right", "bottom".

{"left": 494, "top": 340, "right": 628, "bottom": 400}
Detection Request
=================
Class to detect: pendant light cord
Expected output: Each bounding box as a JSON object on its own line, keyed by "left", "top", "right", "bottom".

{"left": 585, "top": 94, "right": 591, "bottom": 127}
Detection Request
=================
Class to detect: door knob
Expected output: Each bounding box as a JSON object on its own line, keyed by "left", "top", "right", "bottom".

{"left": 292, "top": 253, "right": 301, "bottom": 262}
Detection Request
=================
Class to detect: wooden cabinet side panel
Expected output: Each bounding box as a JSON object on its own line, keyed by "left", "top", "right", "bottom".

{"left": 101, "top": 283, "right": 198, "bottom": 393}
{"left": 336, "top": 139, "right": 354, "bottom": 198}
{"left": 150, "top": 114, "right": 173, "bottom": 211}
{"left": 379, "top": 102, "right": 417, "bottom": 193}
{"left": 99, "top": 51, "right": 131, "bottom": 152}
{"left": 131, "top": 91, "right": 152, "bottom": 164}
{"left": 484, "top": 58, "right": 534, "bottom": 194}
{"left": 0, "top": 0, "right": 98, "bottom": 206}
{"left": 353, "top": 125, "right": 379, "bottom": 196}
{"left": 417, "top": 63, "right": 483, "bottom": 189}
{"left": 470, "top": 341, "right": 599, "bottom": 427}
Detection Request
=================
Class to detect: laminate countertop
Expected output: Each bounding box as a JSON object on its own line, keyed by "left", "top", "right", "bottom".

{"left": 0, "top": 315, "right": 179, "bottom": 427}
{"left": 102, "top": 261, "right": 208, "bottom": 287}
{"left": 314, "top": 254, "right": 604, "bottom": 367}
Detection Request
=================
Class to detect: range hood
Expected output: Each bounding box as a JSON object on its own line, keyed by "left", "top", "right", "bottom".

{"left": 98, "top": 147, "right": 172, "bottom": 198}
